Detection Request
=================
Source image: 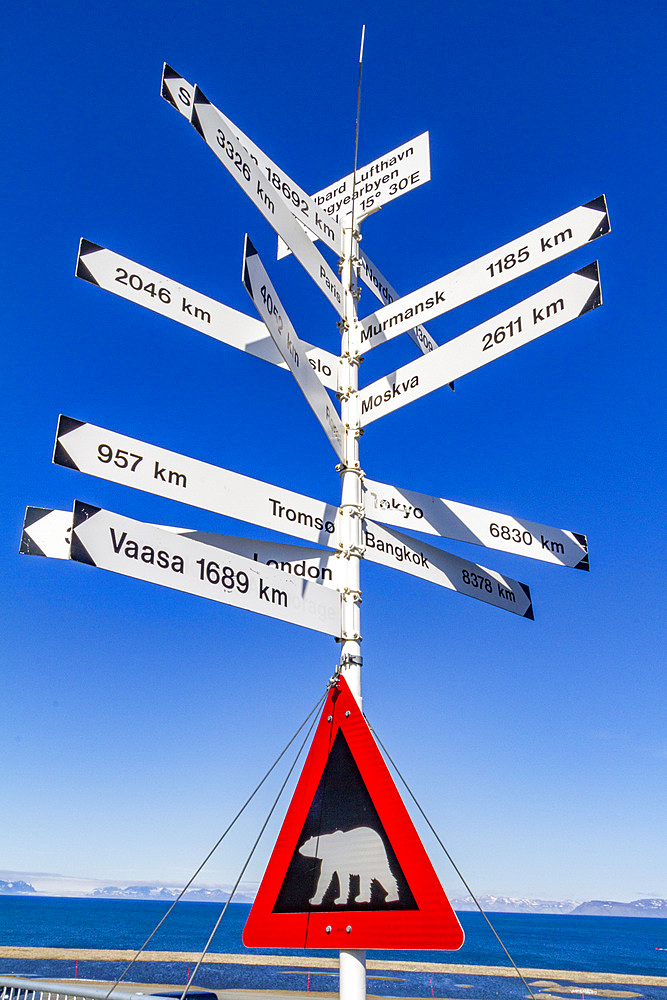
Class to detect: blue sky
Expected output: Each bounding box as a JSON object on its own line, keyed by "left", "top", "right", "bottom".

{"left": 2, "top": 0, "right": 665, "bottom": 907}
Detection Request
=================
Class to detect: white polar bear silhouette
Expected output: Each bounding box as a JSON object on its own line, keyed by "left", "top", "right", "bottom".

{"left": 299, "top": 827, "right": 400, "bottom": 906}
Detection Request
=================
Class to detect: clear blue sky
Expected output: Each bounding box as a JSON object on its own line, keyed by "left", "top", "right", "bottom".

{"left": 2, "top": 0, "right": 665, "bottom": 906}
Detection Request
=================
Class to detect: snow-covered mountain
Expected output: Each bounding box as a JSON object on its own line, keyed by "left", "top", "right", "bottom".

{"left": 570, "top": 898, "right": 667, "bottom": 917}
{"left": 0, "top": 879, "right": 36, "bottom": 894}
{"left": 1, "top": 872, "right": 664, "bottom": 916}
{"left": 451, "top": 894, "right": 581, "bottom": 914}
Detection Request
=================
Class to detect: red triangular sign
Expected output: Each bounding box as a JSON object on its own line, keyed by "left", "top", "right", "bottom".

{"left": 243, "top": 676, "right": 464, "bottom": 950}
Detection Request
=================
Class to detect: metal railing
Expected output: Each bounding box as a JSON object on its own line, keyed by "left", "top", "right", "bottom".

{"left": 0, "top": 977, "right": 155, "bottom": 1000}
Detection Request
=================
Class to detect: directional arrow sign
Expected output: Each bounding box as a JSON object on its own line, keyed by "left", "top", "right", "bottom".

{"left": 163, "top": 65, "right": 345, "bottom": 255}
{"left": 363, "top": 482, "right": 589, "bottom": 570}
{"left": 52, "top": 418, "right": 533, "bottom": 612}
{"left": 313, "top": 131, "right": 431, "bottom": 224}
{"left": 362, "top": 519, "right": 534, "bottom": 618}
{"left": 243, "top": 237, "right": 345, "bottom": 460}
{"left": 70, "top": 502, "right": 343, "bottom": 637}
{"left": 164, "top": 67, "right": 434, "bottom": 359}
{"left": 20, "top": 507, "right": 73, "bottom": 559}
{"left": 359, "top": 195, "right": 610, "bottom": 352}
{"left": 53, "top": 417, "right": 341, "bottom": 547}
{"left": 277, "top": 131, "right": 431, "bottom": 257}
{"left": 23, "top": 506, "right": 343, "bottom": 587}
{"left": 355, "top": 263, "right": 602, "bottom": 424}
{"left": 190, "top": 88, "right": 345, "bottom": 316}
{"left": 76, "top": 240, "right": 340, "bottom": 392}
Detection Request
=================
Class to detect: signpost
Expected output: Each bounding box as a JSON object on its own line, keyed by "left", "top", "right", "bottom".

{"left": 20, "top": 506, "right": 343, "bottom": 585}
{"left": 363, "top": 481, "right": 589, "bottom": 570}
{"left": 358, "top": 196, "right": 609, "bottom": 351}
{"left": 242, "top": 237, "right": 345, "bottom": 460}
{"left": 355, "top": 263, "right": 602, "bottom": 423}
{"left": 161, "top": 64, "right": 437, "bottom": 360}
{"left": 22, "top": 54, "right": 611, "bottom": 1000}
{"left": 190, "top": 88, "right": 346, "bottom": 316}
{"left": 362, "top": 519, "right": 533, "bottom": 617}
{"left": 277, "top": 131, "right": 431, "bottom": 249}
{"left": 76, "top": 239, "right": 340, "bottom": 390}
{"left": 70, "top": 502, "right": 343, "bottom": 637}
{"left": 53, "top": 415, "right": 341, "bottom": 547}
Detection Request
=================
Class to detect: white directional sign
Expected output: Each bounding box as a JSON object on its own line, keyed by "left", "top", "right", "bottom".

{"left": 21, "top": 503, "right": 342, "bottom": 584}
{"left": 242, "top": 237, "right": 345, "bottom": 460}
{"left": 355, "top": 263, "right": 602, "bottom": 424}
{"left": 163, "top": 65, "right": 435, "bottom": 359}
{"left": 362, "top": 519, "right": 533, "bottom": 618}
{"left": 190, "top": 88, "right": 345, "bottom": 316}
{"left": 277, "top": 131, "right": 431, "bottom": 257}
{"left": 76, "top": 240, "right": 341, "bottom": 391}
{"left": 21, "top": 495, "right": 528, "bottom": 615}
{"left": 359, "top": 195, "right": 610, "bottom": 351}
{"left": 52, "top": 417, "right": 536, "bottom": 613}
{"left": 313, "top": 132, "right": 431, "bottom": 224}
{"left": 76, "top": 239, "right": 340, "bottom": 392}
{"left": 163, "top": 64, "right": 344, "bottom": 254}
{"left": 70, "top": 502, "right": 343, "bottom": 637}
{"left": 363, "top": 482, "right": 589, "bottom": 570}
{"left": 20, "top": 507, "right": 73, "bottom": 560}
{"left": 53, "top": 417, "right": 341, "bottom": 548}
{"left": 22, "top": 505, "right": 342, "bottom": 587}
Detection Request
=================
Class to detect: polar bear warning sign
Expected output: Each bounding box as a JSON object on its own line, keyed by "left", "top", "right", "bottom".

{"left": 243, "top": 675, "right": 464, "bottom": 949}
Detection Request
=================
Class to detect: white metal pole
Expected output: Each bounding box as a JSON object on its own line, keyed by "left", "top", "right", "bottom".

{"left": 337, "top": 219, "right": 366, "bottom": 1000}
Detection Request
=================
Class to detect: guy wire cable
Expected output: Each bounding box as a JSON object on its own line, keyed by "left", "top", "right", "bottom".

{"left": 369, "top": 722, "right": 538, "bottom": 1000}
{"left": 177, "top": 696, "right": 325, "bottom": 1000}
{"left": 103, "top": 689, "right": 327, "bottom": 1000}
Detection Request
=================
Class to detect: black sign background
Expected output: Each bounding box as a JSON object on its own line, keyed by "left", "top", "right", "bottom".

{"left": 273, "top": 730, "right": 417, "bottom": 912}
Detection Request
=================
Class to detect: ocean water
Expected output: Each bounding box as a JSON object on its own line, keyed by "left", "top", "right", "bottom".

{"left": 1, "top": 897, "right": 666, "bottom": 999}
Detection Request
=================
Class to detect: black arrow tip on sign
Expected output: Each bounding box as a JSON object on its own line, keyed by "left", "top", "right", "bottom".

{"left": 70, "top": 502, "right": 100, "bottom": 566}
{"left": 572, "top": 531, "right": 590, "bottom": 571}
{"left": 57, "top": 414, "right": 85, "bottom": 437}
{"left": 576, "top": 261, "right": 602, "bottom": 314}
{"left": 244, "top": 235, "right": 258, "bottom": 258}
{"left": 53, "top": 415, "right": 84, "bottom": 470}
{"left": 519, "top": 582, "right": 534, "bottom": 620}
{"left": 161, "top": 63, "right": 179, "bottom": 106}
{"left": 19, "top": 507, "right": 52, "bottom": 556}
{"left": 584, "top": 194, "right": 611, "bottom": 239}
{"left": 190, "top": 87, "right": 207, "bottom": 137}
{"left": 23, "top": 506, "right": 52, "bottom": 531}
{"left": 76, "top": 239, "right": 102, "bottom": 284}
{"left": 242, "top": 236, "right": 257, "bottom": 295}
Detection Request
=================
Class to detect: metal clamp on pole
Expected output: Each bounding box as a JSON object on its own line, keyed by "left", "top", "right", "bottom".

{"left": 336, "top": 543, "right": 366, "bottom": 561}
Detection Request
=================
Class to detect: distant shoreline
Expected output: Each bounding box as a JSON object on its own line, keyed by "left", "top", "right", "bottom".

{"left": 2, "top": 891, "right": 666, "bottom": 919}
{"left": 2, "top": 948, "right": 666, "bottom": 988}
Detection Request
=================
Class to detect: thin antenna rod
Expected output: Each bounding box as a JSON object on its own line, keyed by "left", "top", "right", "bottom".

{"left": 350, "top": 24, "right": 366, "bottom": 236}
